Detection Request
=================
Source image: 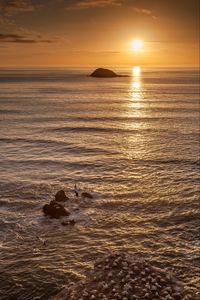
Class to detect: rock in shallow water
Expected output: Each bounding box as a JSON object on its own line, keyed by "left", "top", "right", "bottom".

{"left": 55, "top": 190, "right": 69, "bottom": 202}
{"left": 51, "top": 253, "right": 196, "bottom": 300}
{"left": 81, "top": 192, "right": 93, "bottom": 199}
{"left": 43, "top": 202, "right": 70, "bottom": 219}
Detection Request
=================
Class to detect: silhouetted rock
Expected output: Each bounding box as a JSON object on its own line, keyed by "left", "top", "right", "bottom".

{"left": 55, "top": 190, "right": 69, "bottom": 202}
{"left": 81, "top": 192, "right": 93, "bottom": 199}
{"left": 90, "top": 68, "right": 118, "bottom": 78}
{"left": 43, "top": 202, "right": 70, "bottom": 219}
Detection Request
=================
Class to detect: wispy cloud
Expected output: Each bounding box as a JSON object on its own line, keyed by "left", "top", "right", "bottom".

{"left": 133, "top": 6, "right": 157, "bottom": 19}
{"left": 0, "top": 0, "right": 35, "bottom": 15}
{"left": 0, "top": 33, "right": 54, "bottom": 43}
{"left": 133, "top": 7, "right": 152, "bottom": 15}
{"left": 65, "top": 0, "right": 122, "bottom": 10}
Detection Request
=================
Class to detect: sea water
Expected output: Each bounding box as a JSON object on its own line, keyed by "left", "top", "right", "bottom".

{"left": 0, "top": 67, "right": 199, "bottom": 299}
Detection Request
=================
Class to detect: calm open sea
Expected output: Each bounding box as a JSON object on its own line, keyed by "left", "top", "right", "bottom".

{"left": 0, "top": 67, "right": 199, "bottom": 299}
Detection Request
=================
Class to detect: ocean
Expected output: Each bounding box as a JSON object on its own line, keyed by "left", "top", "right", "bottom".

{"left": 0, "top": 67, "right": 199, "bottom": 299}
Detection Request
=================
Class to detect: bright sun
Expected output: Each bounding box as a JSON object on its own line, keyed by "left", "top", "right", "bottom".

{"left": 131, "top": 39, "right": 143, "bottom": 51}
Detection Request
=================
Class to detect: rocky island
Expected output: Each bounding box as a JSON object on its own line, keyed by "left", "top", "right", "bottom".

{"left": 90, "top": 68, "right": 128, "bottom": 78}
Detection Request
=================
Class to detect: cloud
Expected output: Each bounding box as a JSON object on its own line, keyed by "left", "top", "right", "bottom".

{"left": 133, "top": 7, "right": 152, "bottom": 15}
{"left": 133, "top": 6, "right": 157, "bottom": 19}
{"left": 0, "top": 0, "right": 35, "bottom": 15}
{"left": 0, "top": 33, "right": 54, "bottom": 43}
{"left": 65, "top": 0, "right": 122, "bottom": 10}
{"left": 0, "top": 14, "right": 15, "bottom": 26}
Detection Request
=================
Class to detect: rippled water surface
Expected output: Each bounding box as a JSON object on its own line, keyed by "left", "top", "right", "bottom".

{"left": 0, "top": 67, "right": 199, "bottom": 299}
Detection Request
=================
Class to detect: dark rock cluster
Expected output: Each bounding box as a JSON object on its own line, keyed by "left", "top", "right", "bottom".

{"left": 52, "top": 253, "right": 195, "bottom": 300}
{"left": 55, "top": 190, "right": 69, "bottom": 202}
{"left": 43, "top": 190, "right": 70, "bottom": 219}
{"left": 42, "top": 189, "right": 93, "bottom": 219}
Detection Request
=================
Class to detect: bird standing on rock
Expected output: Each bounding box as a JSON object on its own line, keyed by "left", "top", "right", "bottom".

{"left": 74, "top": 184, "right": 79, "bottom": 197}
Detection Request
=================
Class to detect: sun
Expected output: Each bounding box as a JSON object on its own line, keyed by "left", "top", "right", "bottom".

{"left": 131, "top": 39, "right": 143, "bottom": 51}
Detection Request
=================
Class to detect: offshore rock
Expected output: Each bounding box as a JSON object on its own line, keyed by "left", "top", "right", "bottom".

{"left": 81, "top": 192, "right": 93, "bottom": 199}
{"left": 90, "top": 68, "right": 125, "bottom": 78}
{"left": 42, "top": 202, "right": 70, "bottom": 219}
{"left": 55, "top": 190, "right": 69, "bottom": 202}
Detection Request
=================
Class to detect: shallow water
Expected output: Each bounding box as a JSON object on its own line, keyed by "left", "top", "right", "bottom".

{"left": 0, "top": 67, "right": 199, "bottom": 299}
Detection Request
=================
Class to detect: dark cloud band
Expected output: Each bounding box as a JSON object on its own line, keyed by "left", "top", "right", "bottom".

{"left": 0, "top": 33, "right": 54, "bottom": 43}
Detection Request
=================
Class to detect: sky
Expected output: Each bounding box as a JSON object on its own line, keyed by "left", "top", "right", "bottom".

{"left": 0, "top": 0, "right": 199, "bottom": 67}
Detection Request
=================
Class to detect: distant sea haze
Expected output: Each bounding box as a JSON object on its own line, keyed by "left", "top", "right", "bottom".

{"left": 0, "top": 67, "right": 199, "bottom": 299}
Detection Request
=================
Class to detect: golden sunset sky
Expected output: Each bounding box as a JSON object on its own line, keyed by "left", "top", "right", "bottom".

{"left": 0, "top": 0, "right": 199, "bottom": 66}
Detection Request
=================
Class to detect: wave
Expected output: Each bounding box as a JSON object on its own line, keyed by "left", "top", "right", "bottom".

{"left": 0, "top": 199, "right": 38, "bottom": 210}
{"left": 1, "top": 157, "right": 199, "bottom": 169}
{"left": 154, "top": 211, "right": 200, "bottom": 227}
{"left": 0, "top": 137, "right": 114, "bottom": 157}
{"left": 50, "top": 125, "right": 200, "bottom": 139}
{"left": 1, "top": 114, "right": 198, "bottom": 124}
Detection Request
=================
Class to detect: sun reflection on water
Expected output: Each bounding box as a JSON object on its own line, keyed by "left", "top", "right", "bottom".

{"left": 122, "top": 66, "right": 147, "bottom": 160}
{"left": 130, "top": 66, "right": 142, "bottom": 104}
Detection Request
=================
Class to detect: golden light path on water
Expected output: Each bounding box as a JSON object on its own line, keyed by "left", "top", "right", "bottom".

{"left": 123, "top": 66, "right": 147, "bottom": 161}
{"left": 131, "top": 66, "right": 142, "bottom": 104}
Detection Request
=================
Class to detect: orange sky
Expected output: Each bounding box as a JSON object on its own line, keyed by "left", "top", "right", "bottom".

{"left": 0, "top": 0, "right": 199, "bottom": 67}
